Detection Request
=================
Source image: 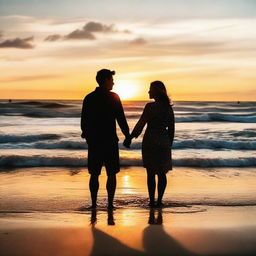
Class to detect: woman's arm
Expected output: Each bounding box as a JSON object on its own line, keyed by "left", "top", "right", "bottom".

{"left": 131, "top": 103, "right": 150, "bottom": 139}
{"left": 167, "top": 106, "right": 175, "bottom": 146}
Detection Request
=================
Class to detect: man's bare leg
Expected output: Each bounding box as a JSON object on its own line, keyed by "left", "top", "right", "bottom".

{"left": 89, "top": 174, "right": 99, "bottom": 208}
{"left": 106, "top": 174, "right": 116, "bottom": 208}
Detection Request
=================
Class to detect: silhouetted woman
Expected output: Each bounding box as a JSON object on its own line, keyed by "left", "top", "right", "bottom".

{"left": 131, "top": 81, "right": 175, "bottom": 207}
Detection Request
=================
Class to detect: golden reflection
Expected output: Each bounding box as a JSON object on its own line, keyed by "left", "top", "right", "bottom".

{"left": 123, "top": 175, "right": 129, "bottom": 182}
{"left": 120, "top": 209, "right": 136, "bottom": 226}
{"left": 120, "top": 173, "right": 134, "bottom": 194}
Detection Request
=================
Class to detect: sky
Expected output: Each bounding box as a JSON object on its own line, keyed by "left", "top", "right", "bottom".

{"left": 0, "top": 0, "right": 256, "bottom": 101}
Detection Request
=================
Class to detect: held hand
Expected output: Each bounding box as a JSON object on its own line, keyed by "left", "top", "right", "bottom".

{"left": 123, "top": 137, "right": 132, "bottom": 148}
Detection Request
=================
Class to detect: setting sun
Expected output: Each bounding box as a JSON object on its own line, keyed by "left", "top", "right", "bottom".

{"left": 113, "top": 80, "right": 139, "bottom": 100}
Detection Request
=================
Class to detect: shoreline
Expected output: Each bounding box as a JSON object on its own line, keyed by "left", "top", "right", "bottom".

{"left": 1, "top": 166, "right": 255, "bottom": 211}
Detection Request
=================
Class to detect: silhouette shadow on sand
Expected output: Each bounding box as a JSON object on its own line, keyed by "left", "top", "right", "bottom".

{"left": 89, "top": 208, "right": 198, "bottom": 256}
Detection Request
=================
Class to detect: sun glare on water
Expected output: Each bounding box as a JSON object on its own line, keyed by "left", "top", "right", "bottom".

{"left": 113, "top": 80, "right": 139, "bottom": 100}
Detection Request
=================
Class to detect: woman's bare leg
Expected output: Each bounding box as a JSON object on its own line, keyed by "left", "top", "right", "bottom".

{"left": 147, "top": 169, "right": 156, "bottom": 207}
{"left": 157, "top": 173, "right": 167, "bottom": 206}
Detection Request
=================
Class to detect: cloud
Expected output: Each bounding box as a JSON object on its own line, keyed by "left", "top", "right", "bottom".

{"left": 0, "top": 36, "right": 34, "bottom": 49}
{"left": 83, "top": 21, "right": 114, "bottom": 33}
{"left": 65, "top": 29, "right": 95, "bottom": 40}
{"left": 130, "top": 37, "right": 147, "bottom": 45}
{"left": 64, "top": 21, "right": 117, "bottom": 40}
{"left": 44, "top": 21, "right": 131, "bottom": 42}
{"left": 44, "top": 34, "right": 62, "bottom": 42}
{"left": 46, "top": 21, "right": 129, "bottom": 41}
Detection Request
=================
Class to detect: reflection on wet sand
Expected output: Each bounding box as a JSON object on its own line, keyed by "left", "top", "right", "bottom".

{"left": 143, "top": 208, "right": 198, "bottom": 256}
{"left": 148, "top": 208, "right": 163, "bottom": 225}
{"left": 90, "top": 208, "right": 144, "bottom": 255}
{"left": 107, "top": 209, "right": 115, "bottom": 226}
{"left": 90, "top": 208, "right": 115, "bottom": 226}
{"left": 90, "top": 208, "right": 97, "bottom": 225}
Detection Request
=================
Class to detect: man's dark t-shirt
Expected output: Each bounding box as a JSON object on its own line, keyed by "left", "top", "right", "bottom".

{"left": 81, "top": 87, "right": 129, "bottom": 145}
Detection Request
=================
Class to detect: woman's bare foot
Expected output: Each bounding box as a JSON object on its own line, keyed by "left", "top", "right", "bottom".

{"left": 156, "top": 202, "right": 164, "bottom": 208}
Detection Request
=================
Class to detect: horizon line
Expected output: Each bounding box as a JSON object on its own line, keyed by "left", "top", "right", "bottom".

{"left": 0, "top": 98, "right": 255, "bottom": 103}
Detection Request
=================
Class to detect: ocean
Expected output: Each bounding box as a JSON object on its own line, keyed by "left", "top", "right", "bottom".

{"left": 0, "top": 99, "right": 256, "bottom": 211}
{"left": 0, "top": 99, "right": 255, "bottom": 168}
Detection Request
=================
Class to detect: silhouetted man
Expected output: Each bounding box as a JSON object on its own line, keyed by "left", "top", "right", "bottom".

{"left": 81, "top": 69, "right": 130, "bottom": 209}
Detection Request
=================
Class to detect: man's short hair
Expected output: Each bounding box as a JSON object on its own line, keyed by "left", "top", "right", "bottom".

{"left": 96, "top": 69, "right": 115, "bottom": 85}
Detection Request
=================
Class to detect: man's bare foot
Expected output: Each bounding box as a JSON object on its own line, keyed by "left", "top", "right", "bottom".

{"left": 107, "top": 204, "right": 115, "bottom": 209}
{"left": 90, "top": 204, "right": 97, "bottom": 209}
{"left": 148, "top": 201, "right": 156, "bottom": 208}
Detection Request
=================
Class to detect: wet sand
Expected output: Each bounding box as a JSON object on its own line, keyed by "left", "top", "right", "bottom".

{"left": 1, "top": 207, "right": 256, "bottom": 256}
{"left": 1, "top": 167, "right": 256, "bottom": 255}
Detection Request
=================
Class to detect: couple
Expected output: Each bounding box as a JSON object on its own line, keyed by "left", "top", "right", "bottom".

{"left": 81, "top": 69, "right": 175, "bottom": 209}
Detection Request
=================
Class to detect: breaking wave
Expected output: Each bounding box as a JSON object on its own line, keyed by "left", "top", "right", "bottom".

{"left": 1, "top": 138, "right": 256, "bottom": 150}
{"left": 1, "top": 155, "right": 255, "bottom": 168}
{"left": 0, "top": 134, "right": 61, "bottom": 143}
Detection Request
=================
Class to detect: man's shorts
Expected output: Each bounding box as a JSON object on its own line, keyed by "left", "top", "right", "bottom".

{"left": 87, "top": 141, "right": 120, "bottom": 176}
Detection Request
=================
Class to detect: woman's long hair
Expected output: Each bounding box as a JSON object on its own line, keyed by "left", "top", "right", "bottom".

{"left": 150, "top": 81, "right": 171, "bottom": 105}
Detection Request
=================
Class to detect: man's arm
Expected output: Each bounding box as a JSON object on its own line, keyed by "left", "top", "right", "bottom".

{"left": 114, "top": 94, "right": 130, "bottom": 138}
{"left": 80, "top": 97, "right": 88, "bottom": 139}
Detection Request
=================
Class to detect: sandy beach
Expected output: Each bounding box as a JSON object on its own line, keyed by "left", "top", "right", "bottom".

{"left": 1, "top": 167, "right": 256, "bottom": 256}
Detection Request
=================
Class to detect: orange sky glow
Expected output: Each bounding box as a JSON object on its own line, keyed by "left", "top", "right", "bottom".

{"left": 1, "top": 1, "right": 256, "bottom": 101}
